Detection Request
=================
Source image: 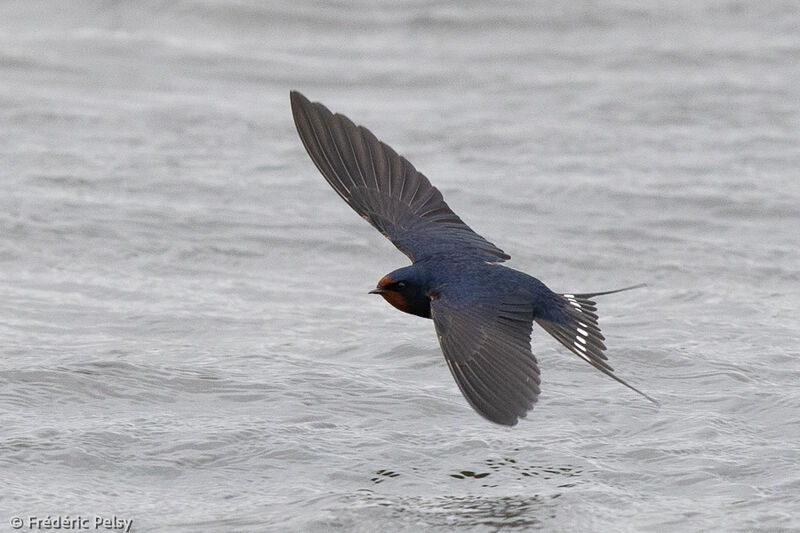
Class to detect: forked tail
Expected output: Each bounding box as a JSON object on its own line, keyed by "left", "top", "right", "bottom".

{"left": 535, "top": 284, "right": 659, "bottom": 405}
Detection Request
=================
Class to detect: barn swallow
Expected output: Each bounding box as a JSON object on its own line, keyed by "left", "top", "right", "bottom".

{"left": 290, "top": 90, "right": 657, "bottom": 426}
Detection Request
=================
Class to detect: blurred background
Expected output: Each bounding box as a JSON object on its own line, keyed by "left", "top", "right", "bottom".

{"left": 1, "top": 1, "right": 798, "bottom": 531}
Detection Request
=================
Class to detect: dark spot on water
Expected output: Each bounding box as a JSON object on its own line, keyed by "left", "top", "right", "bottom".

{"left": 450, "top": 470, "right": 491, "bottom": 479}
{"left": 479, "top": 457, "right": 584, "bottom": 483}
{"left": 370, "top": 469, "right": 400, "bottom": 484}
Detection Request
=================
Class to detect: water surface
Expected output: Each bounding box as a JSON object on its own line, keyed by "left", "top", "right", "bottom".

{"left": 1, "top": 1, "right": 799, "bottom": 531}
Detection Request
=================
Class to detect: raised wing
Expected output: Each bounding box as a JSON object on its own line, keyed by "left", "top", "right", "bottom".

{"left": 290, "top": 91, "right": 509, "bottom": 263}
{"left": 431, "top": 289, "right": 540, "bottom": 426}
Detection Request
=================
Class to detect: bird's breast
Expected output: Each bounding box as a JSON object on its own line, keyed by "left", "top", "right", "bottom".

{"left": 380, "top": 291, "right": 412, "bottom": 314}
{"left": 379, "top": 291, "right": 432, "bottom": 319}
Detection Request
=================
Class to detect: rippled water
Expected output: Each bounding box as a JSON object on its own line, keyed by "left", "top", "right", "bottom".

{"left": 2, "top": 1, "right": 799, "bottom": 531}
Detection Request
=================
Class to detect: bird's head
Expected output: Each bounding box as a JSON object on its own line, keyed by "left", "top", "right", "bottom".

{"left": 369, "top": 266, "right": 432, "bottom": 318}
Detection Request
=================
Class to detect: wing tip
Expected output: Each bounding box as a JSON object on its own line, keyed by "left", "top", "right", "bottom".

{"left": 289, "top": 89, "right": 307, "bottom": 116}
{"left": 290, "top": 90, "right": 333, "bottom": 127}
{"left": 289, "top": 89, "right": 306, "bottom": 104}
{"left": 289, "top": 90, "right": 314, "bottom": 140}
{"left": 481, "top": 407, "right": 528, "bottom": 427}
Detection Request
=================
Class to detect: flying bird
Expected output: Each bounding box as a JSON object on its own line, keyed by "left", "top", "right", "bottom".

{"left": 290, "top": 90, "right": 657, "bottom": 426}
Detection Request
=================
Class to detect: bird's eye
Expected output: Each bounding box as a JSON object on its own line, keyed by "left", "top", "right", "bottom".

{"left": 396, "top": 281, "right": 407, "bottom": 289}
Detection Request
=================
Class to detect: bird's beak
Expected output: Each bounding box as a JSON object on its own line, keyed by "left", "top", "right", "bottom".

{"left": 369, "top": 288, "right": 384, "bottom": 295}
